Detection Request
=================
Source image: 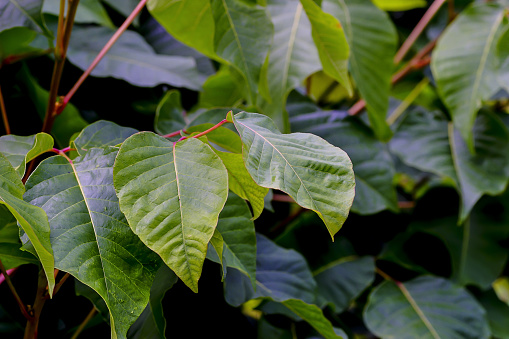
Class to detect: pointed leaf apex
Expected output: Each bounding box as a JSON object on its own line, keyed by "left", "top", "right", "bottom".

{"left": 226, "top": 110, "right": 234, "bottom": 123}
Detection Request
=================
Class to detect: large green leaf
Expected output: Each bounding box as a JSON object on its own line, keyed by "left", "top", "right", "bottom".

{"left": 113, "top": 133, "right": 228, "bottom": 292}
{"left": 72, "top": 120, "right": 137, "bottom": 155}
{"left": 0, "top": 0, "right": 51, "bottom": 36}
{"left": 214, "top": 151, "right": 267, "bottom": 219}
{"left": 431, "top": 3, "right": 508, "bottom": 151}
{"left": 154, "top": 90, "right": 187, "bottom": 136}
{"left": 498, "top": 25, "right": 509, "bottom": 92}
{"left": 409, "top": 193, "right": 509, "bottom": 289}
{"left": 43, "top": 0, "right": 114, "bottom": 28}
{"left": 147, "top": 0, "right": 216, "bottom": 59}
{"left": 66, "top": 26, "right": 203, "bottom": 90}
{"left": 323, "top": 0, "right": 396, "bottom": 141}
{"left": 210, "top": 0, "right": 273, "bottom": 104}
{"left": 0, "top": 132, "right": 54, "bottom": 178}
{"left": 390, "top": 109, "right": 509, "bottom": 222}
{"left": 199, "top": 66, "right": 245, "bottom": 108}
{"left": 364, "top": 276, "right": 490, "bottom": 339}
{"left": 314, "top": 256, "right": 375, "bottom": 312}
{"left": 232, "top": 112, "right": 355, "bottom": 238}
{"left": 0, "top": 205, "right": 38, "bottom": 269}
{"left": 0, "top": 27, "right": 41, "bottom": 62}
{"left": 300, "top": 0, "right": 352, "bottom": 96}
{"left": 207, "top": 193, "right": 257, "bottom": 286}
{"left": 187, "top": 123, "right": 243, "bottom": 153}
{"left": 0, "top": 153, "right": 54, "bottom": 295}
{"left": 257, "top": 0, "right": 321, "bottom": 131}
{"left": 371, "top": 0, "right": 426, "bottom": 11}
{"left": 290, "top": 107, "right": 398, "bottom": 215}
{"left": 127, "top": 265, "right": 178, "bottom": 339}
{"left": 24, "top": 148, "right": 161, "bottom": 339}
{"left": 479, "top": 289, "right": 509, "bottom": 339}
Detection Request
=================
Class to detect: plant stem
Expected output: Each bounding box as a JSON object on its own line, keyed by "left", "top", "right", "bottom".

{"left": 24, "top": 270, "right": 49, "bottom": 339}
{"left": 162, "top": 130, "right": 184, "bottom": 138}
{"left": 0, "top": 84, "right": 10, "bottom": 134}
{"left": 52, "top": 272, "right": 71, "bottom": 296}
{"left": 0, "top": 260, "right": 30, "bottom": 320}
{"left": 42, "top": 0, "right": 80, "bottom": 134}
{"left": 394, "top": 0, "right": 446, "bottom": 64}
{"left": 71, "top": 307, "right": 98, "bottom": 339}
{"left": 387, "top": 77, "right": 430, "bottom": 125}
{"left": 0, "top": 267, "right": 16, "bottom": 285}
{"left": 1, "top": 48, "right": 54, "bottom": 67}
{"left": 375, "top": 267, "right": 397, "bottom": 282}
{"left": 448, "top": 0, "right": 456, "bottom": 22}
{"left": 178, "top": 119, "right": 231, "bottom": 141}
{"left": 60, "top": 0, "right": 148, "bottom": 113}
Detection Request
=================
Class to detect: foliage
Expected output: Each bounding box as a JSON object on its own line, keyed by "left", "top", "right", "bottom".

{"left": 0, "top": 0, "right": 509, "bottom": 338}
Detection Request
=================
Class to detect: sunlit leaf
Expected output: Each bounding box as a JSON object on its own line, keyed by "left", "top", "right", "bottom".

{"left": 114, "top": 133, "right": 228, "bottom": 292}
{"left": 371, "top": 0, "right": 426, "bottom": 11}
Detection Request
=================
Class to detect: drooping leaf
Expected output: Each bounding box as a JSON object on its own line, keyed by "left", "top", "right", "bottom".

{"left": 147, "top": 0, "right": 216, "bottom": 58}
{"left": 232, "top": 112, "right": 355, "bottom": 238}
{"left": 66, "top": 26, "right": 203, "bottom": 90}
{"left": 24, "top": 148, "right": 161, "bottom": 339}
{"left": 127, "top": 265, "right": 178, "bottom": 339}
{"left": 364, "top": 276, "right": 490, "bottom": 339}
{"left": 208, "top": 229, "right": 225, "bottom": 273}
{"left": 0, "top": 132, "right": 54, "bottom": 178}
{"left": 0, "top": 0, "right": 52, "bottom": 36}
{"left": 43, "top": 0, "right": 114, "bottom": 28}
{"left": 371, "top": 0, "right": 426, "bottom": 11}
{"left": 314, "top": 256, "right": 375, "bottom": 312}
{"left": 72, "top": 120, "right": 137, "bottom": 155}
{"left": 479, "top": 289, "right": 509, "bottom": 339}
{"left": 431, "top": 2, "right": 508, "bottom": 151}
{"left": 153, "top": 90, "right": 187, "bottom": 136}
{"left": 0, "top": 153, "right": 54, "bottom": 295}
{"left": 0, "top": 205, "right": 38, "bottom": 269}
{"left": 257, "top": 0, "right": 321, "bottom": 131}
{"left": 323, "top": 0, "right": 396, "bottom": 141}
{"left": 224, "top": 233, "right": 316, "bottom": 306}
{"left": 409, "top": 193, "right": 509, "bottom": 289}
{"left": 300, "top": 0, "right": 352, "bottom": 96}
{"left": 207, "top": 193, "right": 257, "bottom": 286}
{"left": 113, "top": 133, "right": 228, "bottom": 292}
{"left": 210, "top": 0, "right": 274, "bottom": 104}
{"left": 199, "top": 67, "right": 245, "bottom": 108}
{"left": 213, "top": 151, "right": 267, "bottom": 219}
{"left": 390, "top": 108, "right": 509, "bottom": 222}
{"left": 290, "top": 106, "right": 398, "bottom": 215}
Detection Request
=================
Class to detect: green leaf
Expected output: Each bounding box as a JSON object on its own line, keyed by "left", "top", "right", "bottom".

{"left": 409, "top": 193, "right": 509, "bottom": 289}
{"left": 153, "top": 90, "right": 187, "bottom": 136}
{"left": 43, "top": 0, "right": 114, "bottom": 28}
{"left": 199, "top": 67, "right": 246, "bottom": 108}
{"left": 0, "top": 27, "right": 40, "bottom": 62}
{"left": 225, "top": 233, "right": 317, "bottom": 306}
{"left": 66, "top": 26, "right": 203, "bottom": 90}
{"left": 73, "top": 120, "right": 137, "bottom": 155}
{"left": 0, "top": 154, "right": 54, "bottom": 295}
{"left": 24, "top": 148, "right": 161, "bottom": 339}
{"left": 498, "top": 25, "right": 509, "bottom": 92}
{"left": 147, "top": 0, "right": 216, "bottom": 58}
{"left": 281, "top": 299, "right": 344, "bottom": 339}
{"left": 207, "top": 193, "right": 257, "bottom": 286}
{"left": 102, "top": 0, "right": 138, "bottom": 21}
{"left": 431, "top": 3, "right": 508, "bottom": 151}
{"left": 364, "top": 276, "right": 490, "bottom": 339}
{"left": 232, "top": 112, "right": 355, "bottom": 238}
{"left": 314, "top": 256, "right": 375, "bottom": 312}
{"left": 371, "top": 0, "right": 426, "bottom": 11}
{"left": 290, "top": 108, "right": 398, "bottom": 215}
{"left": 0, "top": 132, "right": 54, "bottom": 178}
{"left": 187, "top": 123, "right": 243, "bottom": 153}
{"left": 17, "top": 65, "right": 88, "bottom": 147}
{"left": 214, "top": 151, "right": 268, "bottom": 219}
{"left": 257, "top": 0, "right": 321, "bottom": 131}
{"left": 0, "top": 0, "right": 52, "bottom": 36}
{"left": 208, "top": 229, "right": 225, "bottom": 273}
{"left": 113, "top": 133, "right": 228, "bottom": 292}
{"left": 127, "top": 265, "right": 178, "bottom": 339}
{"left": 323, "top": 0, "right": 396, "bottom": 141}
{"left": 300, "top": 0, "right": 352, "bottom": 96}
{"left": 390, "top": 109, "right": 509, "bottom": 222}
{"left": 210, "top": 0, "right": 274, "bottom": 104}
{"left": 0, "top": 205, "right": 38, "bottom": 269}
{"left": 479, "top": 289, "right": 509, "bottom": 339}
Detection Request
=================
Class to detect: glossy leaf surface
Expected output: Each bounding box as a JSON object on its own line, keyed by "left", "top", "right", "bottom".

{"left": 0, "top": 132, "right": 53, "bottom": 177}
{"left": 73, "top": 120, "right": 137, "bottom": 155}
{"left": 24, "top": 148, "right": 160, "bottom": 339}
{"left": 364, "top": 276, "right": 490, "bottom": 339}
{"left": 323, "top": 0, "right": 396, "bottom": 141}
{"left": 300, "top": 0, "right": 352, "bottom": 96}
{"left": 114, "top": 133, "right": 228, "bottom": 292}
{"left": 233, "top": 112, "right": 355, "bottom": 238}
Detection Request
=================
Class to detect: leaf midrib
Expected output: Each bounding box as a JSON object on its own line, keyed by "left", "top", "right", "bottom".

{"left": 282, "top": 4, "right": 304, "bottom": 91}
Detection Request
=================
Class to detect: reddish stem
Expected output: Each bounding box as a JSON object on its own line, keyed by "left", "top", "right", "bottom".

{"left": 0, "top": 260, "right": 30, "bottom": 320}
{"left": 162, "top": 130, "right": 184, "bottom": 138}
{"left": 179, "top": 119, "right": 231, "bottom": 142}
{"left": 0, "top": 84, "right": 10, "bottom": 134}
{"left": 0, "top": 267, "right": 16, "bottom": 285}
{"left": 59, "top": 0, "right": 148, "bottom": 113}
